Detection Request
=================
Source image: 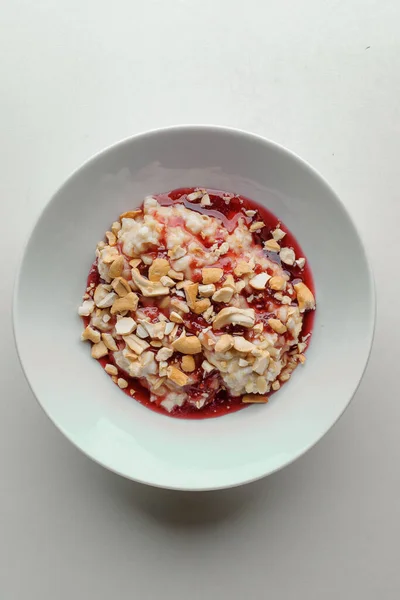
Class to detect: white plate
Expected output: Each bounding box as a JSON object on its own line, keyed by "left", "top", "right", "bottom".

{"left": 13, "top": 125, "right": 375, "bottom": 490}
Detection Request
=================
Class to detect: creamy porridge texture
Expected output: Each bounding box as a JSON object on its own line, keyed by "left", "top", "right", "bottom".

{"left": 78, "top": 188, "right": 316, "bottom": 418}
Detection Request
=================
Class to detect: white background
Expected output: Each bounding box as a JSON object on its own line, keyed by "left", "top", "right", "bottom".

{"left": 1, "top": 0, "right": 399, "bottom": 598}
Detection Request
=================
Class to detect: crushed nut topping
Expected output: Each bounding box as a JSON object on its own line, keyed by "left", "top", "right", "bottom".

{"left": 79, "top": 188, "right": 315, "bottom": 416}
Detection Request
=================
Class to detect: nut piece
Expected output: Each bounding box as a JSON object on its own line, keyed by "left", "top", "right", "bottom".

{"left": 268, "top": 318, "right": 287, "bottom": 334}
{"left": 124, "top": 334, "right": 150, "bottom": 355}
{"left": 192, "top": 298, "right": 211, "bottom": 315}
{"left": 264, "top": 239, "right": 281, "bottom": 252}
{"left": 233, "top": 337, "right": 255, "bottom": 353}
{"left": 81, "top": 326, "right": 101, "bottom": 343}
{"left": 200, "top": 193, "right": 211, "bottom": 206}
{"left": 101, "top": 333, "right": 118, "bottom": 351}
{"left": 148, "top": 258, "right": 170, "bottom": 282}
{"left": 129, "top": 259, "right": 141, "bottom": 268}
{"left": 111, "top": 277, "right": 131, "bottom": 297}
{"left": 131, "top": 268, "right": 170, "bottom": 297}
{"left": 212, "top": 307, "right": 255, "bottom": 330}
{"left": 160, "top": 276, "right": 176, "bottom": 288}
{"left": 170, "top": 311, "right": 184, "bottom": 324}
{"left": 212, "top": 287, "right": 234, "bottom": 303}
{"left": 109, "top": 255, "right": 125, "bottom": 278}
{"left": 167, "top": 366, "right": 189, "bottom": 387}
{"left": 202, "top": 267, "right": 224, "bottom": 284}
{"left": 155, "top": 347, "right": 174, "bottom": 362}
{"left": 106, "top": 231, "right": 117, "bottom": 246}
{"left": 280, "top": 247, "right": 296, "bottom": 265}
{"left": 234, "top": 260, "right": 253, "bottom": 277}
{"left": 214, "top": 334, "right": 234, "bottom": 353}
{"left": 117, "top": 378, "right": 128, "bottom": 389}
{"left": 172, "top": 335, "right": 202, "bottom": 354}
{"left": 249, "top": 272, "right": 270, "bottom": 290}
{"left": 105, "top": 363, "right": 118, "bottom": 376}
{"left": 181, "top": 355, "right": 195, "bottom": 372}
{"left": 78, "top": 300, "right": 95, "bottom": 316}
{"left": 242, "top": 394, "right": 269, "bottom": 403}
{"left": 272, "top": 227, "right": 286, "bottom": 241}
{"left": 184, "top": 282, "right": 199, "bottom": 307}
{"left": 296, "top": 257, "right": 306, "bottom": 269}
{"left": 271, "top": 380, "right": 280, "bottom": 391}
{"left": 294, "top": 282, "right": 316, "bottom": 312}
{"left": 115, "top": 317, "right": 136, "bottom": 335}
{"left": 168, "top": 269, "right": 184, "bottom": 281}
{"left": 198, "top": 284, "right": 216, "bottom": 297}
{"left": 120, "top": 210, "right": 142, "bottom": 219}
{"left": 111, "top": 292, "right": 139, "bottom": 314}
{"left": 268, "top": 276, "right": 286, "bottom": 291}
{"left": 91, "top": 341, "right": 108, "bottom": 359}
{"left": 249, "top": 221, "right": 265, "bottom": 232}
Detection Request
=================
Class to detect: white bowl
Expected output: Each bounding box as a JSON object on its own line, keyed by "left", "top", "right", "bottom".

{"left": 13, "top": 126, "right": 375, "bottom": 491}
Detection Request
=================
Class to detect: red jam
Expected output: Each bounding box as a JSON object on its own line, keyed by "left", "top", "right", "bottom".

{"left": 83, "top": 188, "right": 315, "bottom": 419}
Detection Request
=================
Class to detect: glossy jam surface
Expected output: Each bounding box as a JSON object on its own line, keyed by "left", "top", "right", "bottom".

{"left": 83, "top": 188, "right": 315, "bottom": 419}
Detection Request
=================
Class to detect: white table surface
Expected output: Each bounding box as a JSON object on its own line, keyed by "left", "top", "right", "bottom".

{"left": 1, "top": 0, "right": 399, "bottom": 597}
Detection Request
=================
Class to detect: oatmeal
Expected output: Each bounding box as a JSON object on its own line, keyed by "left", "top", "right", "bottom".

{"left": 78, "top": 188, "right": 316, "bottom": 418}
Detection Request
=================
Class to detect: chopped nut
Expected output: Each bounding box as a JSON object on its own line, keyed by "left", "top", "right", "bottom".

{"left": 115, "top": 317, "right": 136, "bottom": 336}
{"left": 172, "top": 335, "right": 202, "bottom": 354}
{"left": 124, "top": 334, "right": 150, "bottom": 354}
{"left": 253, "top": 323, "right": 264, "bottom": 334}
{"left": 167, "top": 269, "right": 184, "bottom": 281}
{"left": 112, "top": 375, "right": 118, "bottom": 383}
{"left": 296, "top": 257, "right": 306, "bottom": 269}
{"left": 271, "top": 380, "right": 280, "bottom": 391}
{"left": 148, "top": 258, "right": 170, "bottom": 282}
{"left": 200, "top": 193, "right": 211, "bottom": 206}
{"left": 238, "top": 358, "right": 249, "bottom": 367}
{"left": 249, "top": 221, "right": 265, "bottom": 232}
{"left": 244, "top": 209, "right": 257, "bottom": 217}
{"left": 234, "top": 260, "right": 253, "bottom": 277}
{"left": 170, "top": 311, "right": 184, "bottom": 323}
{"left": 111, "top": 221, "right": 121, "bottom": 236}
{"left": 184, "top": 282, "right": 199, "bottom": 307}
{"left": 298, "top": 342, "right": 307, "bottom": 353}
{"left": 272, "top": 227, "right": 286, "bottom": 241}
{"left": 235, "top": 280, "right": 246, "bottom": 293}
{"left": 96, "top": 292, "right": 117, "bottom": 309}
{"left": 156, "top": 347, "right": 174, "bottom": 362}
{"left": 264, "top": 239, "right": 281, "bottom": 252}
{"left": 192, "top": 299, "right": 211, "bottom": 314}
{"left": 181, "top": 355, "right": 195, "bottom": 372}
{"left": 252, "top": 355, "right": 269, "bottom": 375}
{"left": 242, "top": 394, "right": 268, "bottom": 403}
{"left": 111, "top": 292, "right": 139, "bottom": 314}
{"left": 160, "top": 276, "right": 175, "bottom": 288}
{"left": 150, "top": 340, "right": 162, "bottom": 348}
{"left": 101, "top": 333, "right": 118, "bottom": 352}
{"left": 279, "top": 247, "right": 296, "bottom": 265}
{"left": 212, "top": 287, "right": 234, "bottom": 303}
{"left": 129, "top": 389, "right": 135, "bottom": 395}
{"left": 78, "top": 300, "right": 95, "bottom": 316}
{"left": 136, "top": 323, "right": 149, "bottom": 339}
{"left": 279, "top": 371, "right": 291, "bottom": 382}
{"left": 202, "top": 267, "right": 224, "bottom": 284}
{"left": 249, "top": 272, "right": 270, "bottom": 290}
{"left": 214, "top": 334, "right": 234, "bottom": 353}
{"left": 256, "top": 376, "right": 269, "bottom": 394}
{"left": 117, "top": 377, "right": 128, "bottom": 389}
{"left": 187, "top": 190, "right": 203, "bottom": 201}
{"left": 131, "top": 268, "right": 169, "bottom": 297}
{"left": 164, "top": 322, "right": 174, "bottom": 335}
{"left": 102, "top": 252, "right": 119, "bottom": 264}
{"left": 106, "top": 231, "right": 117, "bottom": 246}
{"left": 81, "top": 326, "right": 101, "bottom": 344}
{"left": 198, "top": 284, "right": 216, "bottom": 297}
{"left": 120, "top": 210, "right": 142, "bottom": 219}
{"left": 129, "top": 258, "right": 141, "bottom": 268}
{"left": 213, "top": 307, "right": 255, "bottom": 330}
{"left": 111, "top": 277, "right": 131, "bottom": 297}
{"left": 109, "top": 255, "right": 124, "bottom": 278}
{"left": 168, "top": 245, "right": 186, "bottom": 260}
{"left": 91, "top": 341, "right": 108, "bottom": 359}
{"left": 167, "top": 366, "right": 189, "bottom": 387}
{"left": 105, "top": 363, "right": 118, "bottom": 376}
{"left": 171, "top": 298, "right": 190, "bottom": 314}
{"left": 268, "top": 318, "right": 287, "bottom": 334}
{"left": 223, "top": 274, "right": 236, "bottom": 290}
{"left": 201, "top": 360, "right": 214, "bottom": 374}
{"left": 233, "top": 336, "right": 255, "bottom": 353}
{"left": 294, "top": 282, "right": 316, "bottom": 312}
{"left": 268, "top": 276, "right": 286, "bottom": 291}
{"left": 297, "top": 354, "right": 306, "bottom": 364}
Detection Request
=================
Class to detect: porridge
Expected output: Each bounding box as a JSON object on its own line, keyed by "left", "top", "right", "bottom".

{"left": 78, "top": 188, "right": 316, "bottom": 418}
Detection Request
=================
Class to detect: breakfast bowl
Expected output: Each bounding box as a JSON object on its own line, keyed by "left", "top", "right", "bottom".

{"left": 13, "top": 125, "right": 375, "bottom": 491}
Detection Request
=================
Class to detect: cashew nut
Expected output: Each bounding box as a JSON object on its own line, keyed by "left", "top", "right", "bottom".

{"left": 212, "top": 307, "right": 255, "bottom": 330}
